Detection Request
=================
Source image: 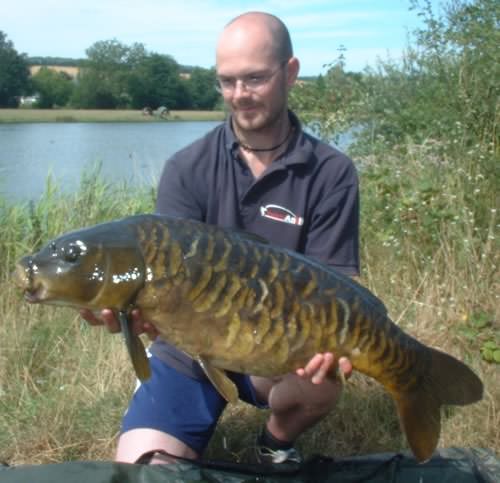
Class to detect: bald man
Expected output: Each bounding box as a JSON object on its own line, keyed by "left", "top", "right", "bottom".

{"left": 82, "top": 12, "right": 359, "bottom": 467}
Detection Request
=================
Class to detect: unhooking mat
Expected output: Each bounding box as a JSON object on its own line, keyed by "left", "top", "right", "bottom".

{"left": 1, "top": 447, "right": 499, "bottom": 483}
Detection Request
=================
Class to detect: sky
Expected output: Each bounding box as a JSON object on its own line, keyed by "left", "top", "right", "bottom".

{"left": 1, "top": 0, "right": 445, "bottom": 76}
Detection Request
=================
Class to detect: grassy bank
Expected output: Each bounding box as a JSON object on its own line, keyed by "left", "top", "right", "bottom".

{"left": 0, "top": 138, "right": 498, "bottom": 465}
{"left": 0, "top": 108, "right": 226, "bottom": 123}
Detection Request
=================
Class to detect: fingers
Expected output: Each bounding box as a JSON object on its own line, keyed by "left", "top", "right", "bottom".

{"left": 335, "top": 357, "right": 353, "bottom": 386}
{"left": 101, "top": 309, "right": 121, "bottom": 332}
{"left": 80, "top": 307, "right": 159, "bottom": 340}
{"left": 79, "top": 308, "right": 101, "bottom": 326}
{"left": 79, "top": 308, "right": 120, "bottom": 333}
{"left": 295, "top": 352, "right": 333, "bottom": 384}
{"left": 312, "top": 352, "right": 334, "bottom": 384}
{"left": 130, "top": 308, "right": 159, "bottom": 340}
{"left": 295, "top": 353, "right": 353, "bottom": 385}
{"left": 338, "top": 356, "right": 353, "bottom": 378}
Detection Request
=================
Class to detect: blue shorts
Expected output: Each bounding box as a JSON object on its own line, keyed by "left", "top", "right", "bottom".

{"left": 121, "top": 354, "right": 265, "bottom": 454}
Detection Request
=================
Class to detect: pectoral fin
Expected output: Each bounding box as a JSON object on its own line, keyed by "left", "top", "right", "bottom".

{"left": 196, "top": 355, "right": 239, "bottom": 403}
{"left": 118, "top": 310, "right": 151, "bottom": 381}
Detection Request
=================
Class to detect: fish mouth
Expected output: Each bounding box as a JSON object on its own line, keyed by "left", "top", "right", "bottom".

{"left": 13, "top": 262, "right": 47, "bottom": 302}
{"left": 24, "top": 292, "right": 41, "bottom": 304}
{"left": 23, "top": 284, "right": 45, "bottom": 303}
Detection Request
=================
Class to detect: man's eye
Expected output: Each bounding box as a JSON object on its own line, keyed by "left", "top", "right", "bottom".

{"left": 219, "top": 78, "right": 235, "bottom": 88}
{"left": 245, "top": 76, "right": 265, "bottom": 86}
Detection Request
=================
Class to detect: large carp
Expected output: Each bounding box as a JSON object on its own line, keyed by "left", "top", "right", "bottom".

{"left": 13, "top": 214, "right": 483, "bottom": 462}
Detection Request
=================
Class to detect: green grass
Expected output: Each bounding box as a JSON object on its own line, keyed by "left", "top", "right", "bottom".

{"left": 0, "top": 149, "right": 498, "bottom": 464}
{"left": 0, "top": 108, "right": 226, "bottom": 123}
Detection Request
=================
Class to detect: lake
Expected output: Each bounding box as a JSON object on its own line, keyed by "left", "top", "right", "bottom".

{"left": 0, "top": 121, "right": 352, "bottom": 203}
{"left": 0, "top": 122, "right": 220, "bottom": 203}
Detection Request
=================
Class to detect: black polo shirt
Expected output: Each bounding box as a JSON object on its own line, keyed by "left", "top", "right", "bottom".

{"left": 152, "top": 110, "right": 360, "bottom": 377}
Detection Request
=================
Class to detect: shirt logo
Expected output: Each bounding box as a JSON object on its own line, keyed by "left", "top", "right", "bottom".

{"left": 260, "top": 204, "right": 304, "bottom": 226}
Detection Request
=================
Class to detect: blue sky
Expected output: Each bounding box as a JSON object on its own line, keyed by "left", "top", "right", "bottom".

{"left": 1, "top": 0, "right": 444, "bottom": 76}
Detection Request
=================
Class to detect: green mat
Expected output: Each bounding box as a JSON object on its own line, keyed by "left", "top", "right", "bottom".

{"left": 1, "top": 448, "right": 499, "bottom": 483}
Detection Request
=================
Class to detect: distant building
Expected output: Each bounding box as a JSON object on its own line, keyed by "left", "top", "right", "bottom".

{"left": 19, "top": 94, "right": 40, "bottom": 106}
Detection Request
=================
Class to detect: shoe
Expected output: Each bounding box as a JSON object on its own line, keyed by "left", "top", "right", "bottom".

{"left": 255, "top": 445, "right": 303, "bottom": 465}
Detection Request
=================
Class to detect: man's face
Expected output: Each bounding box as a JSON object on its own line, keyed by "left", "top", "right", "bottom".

{"left": 216, "top": 25, "right": 297, "bottom": 134}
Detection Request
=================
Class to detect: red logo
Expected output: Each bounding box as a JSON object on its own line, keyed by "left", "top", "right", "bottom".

{"left": 260, "top": 204, "right": 304, "bottom": 226}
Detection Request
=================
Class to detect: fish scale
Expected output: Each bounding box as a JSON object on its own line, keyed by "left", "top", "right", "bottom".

{"left": 12, "top": 213, "right": 483, "bottom": 463}
{"left": 142, "top": 220, "right": 432, "bottom": 389}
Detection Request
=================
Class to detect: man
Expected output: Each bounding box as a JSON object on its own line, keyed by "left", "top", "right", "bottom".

{"left": 83, "top": 12, "right": 358, "bottom": 466}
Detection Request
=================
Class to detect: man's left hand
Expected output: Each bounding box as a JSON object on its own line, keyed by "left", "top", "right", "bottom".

{"left": 295, "top": 353, "right": 353, "bottom": 385}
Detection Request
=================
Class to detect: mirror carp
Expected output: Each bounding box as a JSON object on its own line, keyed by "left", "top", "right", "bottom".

{"left": 13, "top": 214, "right": 483, "bottom": 462}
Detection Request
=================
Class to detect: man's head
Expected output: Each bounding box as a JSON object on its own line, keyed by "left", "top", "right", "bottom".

{"left": 216, "top": 12, "right": 299, "bottom": 134}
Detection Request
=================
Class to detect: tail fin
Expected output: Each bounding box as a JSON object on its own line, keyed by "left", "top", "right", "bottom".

{"left": 394, "top": 348, "right": 483, "bottom": 463}
{"left": 427, "top": 347, "right": 483, "bottom": 405}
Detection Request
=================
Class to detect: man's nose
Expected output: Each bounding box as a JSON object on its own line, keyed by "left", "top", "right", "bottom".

{"left": 232, "top": 80, "right": 251, "bottom": 97}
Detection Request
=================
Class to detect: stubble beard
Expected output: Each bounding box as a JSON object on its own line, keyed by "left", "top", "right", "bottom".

{"left": 231, "top": 101, "right": 287, "bottom": 136}
{"left": 229, "top": 78, "right": 288, "bottom": 134}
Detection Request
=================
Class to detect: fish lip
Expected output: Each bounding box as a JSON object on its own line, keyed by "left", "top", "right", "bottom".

{"left": 23, "top": 284, "right": 44, "bottom": 303}
{"left": 24, "top": 293, "right": 41, "bottom": 304}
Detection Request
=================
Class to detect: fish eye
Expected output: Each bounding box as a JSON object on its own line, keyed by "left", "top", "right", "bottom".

{"left": 64, "top": 243, "right": 82, "bottom": 262}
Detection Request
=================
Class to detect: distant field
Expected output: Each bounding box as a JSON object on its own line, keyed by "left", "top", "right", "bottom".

{"left": 0, "top": 109, "right": 226, "bottom": 123}
{"left": 29, "top": 65, "right": 80, "bottom": 79}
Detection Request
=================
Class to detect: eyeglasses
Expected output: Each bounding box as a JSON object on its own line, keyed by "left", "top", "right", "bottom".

{"left": 215, "top": 62, "right": 286, "bottom": 94}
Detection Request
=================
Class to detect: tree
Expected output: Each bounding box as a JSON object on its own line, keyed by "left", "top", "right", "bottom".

{"left": 71, "top": 38, "right": 215, "bottom": 109}
{"left": 0, "top": 31, "right": 31, "bottom": 107}
{"left": 355, "top": 0, "right": 500, "bottom": 147}
{"left": 185, "top": 67, "right": 220, "bottom": 110}
{"left": 71, "top": 68, "right": 118, "bottom": 108}
{"left": 289, "top": 58, "right": 363, "bottom": 143}
{"left": 128, "top": 53, "right": 190, "bottom": 109}
{"left": 32, "top": 67, "right": 74, "bottom": 108}
{"left": 72, "top": 40, "right": 147, "bottom": 108}
{"left": 419, "top": 0, "right": 499, "bottom": 144}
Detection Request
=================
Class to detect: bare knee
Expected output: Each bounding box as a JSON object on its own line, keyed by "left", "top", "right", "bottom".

{"left": 115, "top": 428, "right": 199, "bottom": 464}
{"left": 269, "top": 374, "right": 343, "bottom": 415}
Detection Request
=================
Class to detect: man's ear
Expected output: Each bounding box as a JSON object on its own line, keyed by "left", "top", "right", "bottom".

{"left": 286, "top": 57, "right": 300, "bottom": 87}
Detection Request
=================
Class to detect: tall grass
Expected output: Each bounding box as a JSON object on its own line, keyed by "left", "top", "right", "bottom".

{"left": 0, "top": 144, "right": 497, "bottom": 465}
{"left": 0, "top": 169, "right": 155, "bottom": 463}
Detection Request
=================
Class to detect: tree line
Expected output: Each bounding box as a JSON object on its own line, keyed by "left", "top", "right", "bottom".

{"left": 289, "top": 0, "right": 498, "bottom": 151}
{"left": 0, "top": 36, "right": 220, "bottom": 110}
{"left": 1, "top": 0, "right": 498, "bottom": 146}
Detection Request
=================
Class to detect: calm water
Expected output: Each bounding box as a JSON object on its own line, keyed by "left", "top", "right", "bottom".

{"left": 0, "top": 122, "right": 220, "bottom": 202}
{"left": 0, "top": 121, "right": 353, "bottom": 203}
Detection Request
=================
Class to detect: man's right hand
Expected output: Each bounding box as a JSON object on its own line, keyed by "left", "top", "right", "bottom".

{"left": 80, "top": 308, "right": 159, "bottom": 340}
